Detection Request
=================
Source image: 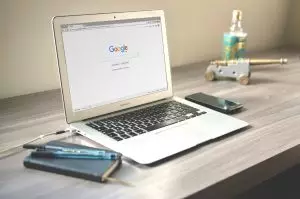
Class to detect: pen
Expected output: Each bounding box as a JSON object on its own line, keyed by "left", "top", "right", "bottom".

{"left": 30, "top": 150, "right": 118, "bottom": 160}
{"left": 23, "top": 144, "right": 111, "bottom": 156}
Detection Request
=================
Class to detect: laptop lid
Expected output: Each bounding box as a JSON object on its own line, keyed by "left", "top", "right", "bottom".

{"left": 52, "top": 10, "right": 173, "bottom": 123}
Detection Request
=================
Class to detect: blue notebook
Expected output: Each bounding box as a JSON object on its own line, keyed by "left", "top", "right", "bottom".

{"left": 23, "top": 141, "right": 122, "bottom": 183}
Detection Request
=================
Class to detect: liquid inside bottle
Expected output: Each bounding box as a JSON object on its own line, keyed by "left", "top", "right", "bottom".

{"left": 223, "top": 10, "right": 247, "bottom": 60}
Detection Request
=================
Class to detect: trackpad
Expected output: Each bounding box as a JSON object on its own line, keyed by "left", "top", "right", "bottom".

{"left": 141, "top": 124, "right": 209, "bottom": 156}
{"left": 158, "top": 123, "right": 210, "bottom": 144}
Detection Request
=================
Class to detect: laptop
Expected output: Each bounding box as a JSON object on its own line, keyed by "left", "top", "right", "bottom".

{"left": 52, "top": 10, "right": 248, "bottom": 164}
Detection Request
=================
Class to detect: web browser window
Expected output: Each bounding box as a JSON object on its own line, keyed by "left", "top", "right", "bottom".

{"left": 61, "top": 17, "right": 168, "bottom": 112}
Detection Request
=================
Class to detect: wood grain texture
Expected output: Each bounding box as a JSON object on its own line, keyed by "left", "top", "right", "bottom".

{"left": 0, "top": 48, "right": 300, "bottom": 199}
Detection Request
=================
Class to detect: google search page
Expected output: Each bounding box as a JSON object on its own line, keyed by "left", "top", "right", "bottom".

{"left": 61, "top": 18, "right": 168, "bottom": 112}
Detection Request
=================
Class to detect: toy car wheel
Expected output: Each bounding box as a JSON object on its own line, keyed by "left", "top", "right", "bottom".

{"left": 238, "top": 75, "right": 249, "bottom": 85}
{"left": 205, "top": 70, "right": 215, "bottom": 81}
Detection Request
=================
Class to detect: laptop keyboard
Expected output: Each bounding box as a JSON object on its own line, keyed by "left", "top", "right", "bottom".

{"left": 86, "top": 101, "right": 206, "bottom": 141}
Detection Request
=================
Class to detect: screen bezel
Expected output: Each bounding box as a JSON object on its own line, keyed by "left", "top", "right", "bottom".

{"left": 52, "top": 10, "right": 173, "bottom": 123}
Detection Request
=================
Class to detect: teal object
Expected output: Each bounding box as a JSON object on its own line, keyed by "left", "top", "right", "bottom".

{"left": 30, "top": 150, "right": 118, "bottom": 160}
{"left": 223, "top": 33, "right": 247, "bottom": 60}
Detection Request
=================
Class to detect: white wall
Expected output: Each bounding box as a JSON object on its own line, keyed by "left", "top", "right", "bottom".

{"left": 0, "top": 0, "right": 290, "bottom": 99}
{"left": 1, "top": 2, "right": 7, "bottom": 97}
{"left": 285, "top": 0, "right": 300, "bottom": 47}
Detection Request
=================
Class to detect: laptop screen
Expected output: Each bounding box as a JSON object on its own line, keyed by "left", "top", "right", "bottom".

{"left": 61, "top": 17, "right": 168, "bottom": 112}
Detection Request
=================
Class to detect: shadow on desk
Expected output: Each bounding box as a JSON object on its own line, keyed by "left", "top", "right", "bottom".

{"left": 249, "top": 77, "right": 277, "bottom": 85}
{"left": 234, "top": 163, "right": 300, "bottom": 199}
{"left": 187, "top": 144, "right": 300, "bottom": 199}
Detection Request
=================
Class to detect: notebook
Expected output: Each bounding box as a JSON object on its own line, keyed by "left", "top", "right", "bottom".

{"left": 23, "top": 141, "right": 122, "bottom": 183}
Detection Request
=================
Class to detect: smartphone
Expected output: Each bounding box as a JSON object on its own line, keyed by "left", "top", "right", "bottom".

{"left": 185, "top": 92, "right": 243, "bottom": 114}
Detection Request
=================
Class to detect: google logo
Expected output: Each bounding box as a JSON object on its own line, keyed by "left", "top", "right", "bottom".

{"left": 109, "top": 45, "right": 128, "bottom": 53}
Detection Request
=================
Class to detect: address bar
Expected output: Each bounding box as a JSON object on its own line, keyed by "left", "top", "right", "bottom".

{"left": 68, "top": 21, "right": 159, "bottom": 31}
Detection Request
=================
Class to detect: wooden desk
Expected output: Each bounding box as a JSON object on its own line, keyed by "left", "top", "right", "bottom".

{"left": 1, "top": 49, "right": 300, "bottom": 199}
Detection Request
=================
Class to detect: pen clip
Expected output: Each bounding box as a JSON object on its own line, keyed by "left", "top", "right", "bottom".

{"left": 23, "top": 144, "right": 45, "bottom": 150}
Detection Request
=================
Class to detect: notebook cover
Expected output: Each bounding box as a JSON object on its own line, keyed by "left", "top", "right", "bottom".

{"left": 23, "top": 141, "right": 122, "bottom": 182}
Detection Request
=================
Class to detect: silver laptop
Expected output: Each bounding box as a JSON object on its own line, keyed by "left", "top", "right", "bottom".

{"left": 52, "top": 10, "right": 248, "bottom": 164}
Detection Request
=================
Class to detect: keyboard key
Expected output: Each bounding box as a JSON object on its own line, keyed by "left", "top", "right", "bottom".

{"left": 135, "top": 129, "right": 146, "bottom": 134}
{"left": 123, "top": 124, "right": 131, "bottom": 128}
{"left": 120, "top": 134, "right": 130, "bottom": 139}
{"left": 185, "top": 113, "right": 194, "bottom": 117}
{"left": 118, "top": 130, "right": 127, "bottom": 134}
{"left": 177, "top": 116, "right": 186, "bottom": 122}
{"left": 195, "top": 111, "right": 207, "bottom": 116}
{"left": 175, "top": 113, "right": 182, "bottom": 117}
{"left": 93, "top": 121, "right": 103, "bottom": 126}
{"left": 157, "top": 119, "right": 165, "bottom": 123}
{"left": 123, "top": 129, "right": 133, "bottom": 133}
{"left": 114, "top": 127, "right": 123, "bottom": 130}
{"left": 112, "top": 136, "right": 123, "bottom": 141}
{"left": 116, "top": 132, "right": 125, "bottom": 136}
{"left": 110, "top": 124, "right": 117, "bottom": 128}
{"left": 101, "top": 119, "right": 109, "bottom": 123}
{"left": 107, "top": 132, "right": 118, "bottom": 137}
{"left": 103, "top": 129, "right": 115, "bottom": 134}
{"left": 96, "top": 126, "right": 108, "bottom": 131}
{"left": 142, "top": 123, "right": 151, "bottom": 127}
{"left": 86, "top": 123, "right": 98, "bottom": 129}
{"left": 137, "top": 125, "right": 146, "bottom": 129}
{"left": 128, "top": 132, "right": 137, "bottom": 137}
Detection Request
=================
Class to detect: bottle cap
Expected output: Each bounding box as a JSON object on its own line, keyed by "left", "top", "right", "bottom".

{"left": 232, "top": 10, "right": 242, "bottom": 21}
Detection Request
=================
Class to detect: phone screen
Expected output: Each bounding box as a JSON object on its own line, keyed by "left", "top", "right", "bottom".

{"left": 197, "top": 94, "right": 237, "bottom": 107}
{"left": 186, "top": 92, "right": 242, "bottom": 113}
